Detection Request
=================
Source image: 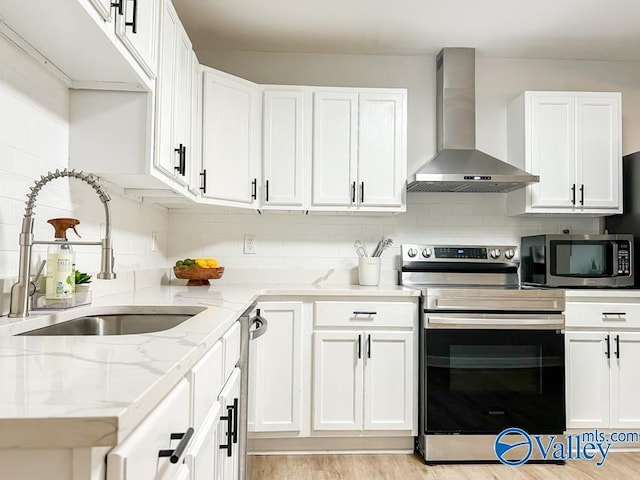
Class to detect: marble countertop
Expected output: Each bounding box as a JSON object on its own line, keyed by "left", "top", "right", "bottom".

{"left": 0, "top": 284, "right": 418, "bottom": 449}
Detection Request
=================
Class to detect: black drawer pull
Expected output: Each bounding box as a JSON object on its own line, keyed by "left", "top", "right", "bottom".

{"left": 265, "top": 180, "right": 270, "bottom": 202}
{"left": 602, "top": 312, "right": 626, "bottom": 316}
{"left": 571, "top": 184, "right": 576, "bottom": 205}
{"left": 351, "top": 181, "right": 356, "bottom": 203}
{"left": 367, "top": 334, "right": 371, "bottom": 359}
{"left": 357, "top": 334, "right": 361, "bottom": 359}
{"left": 200, "top": 169, "right": 207, "bottom": 193}
{"left": 158, "top": 427, "right": 194, "bottom": 464}
{"left": 251, "top": 178, "right": 257, "bottom": 200}
{"left": 232, "top": 398, "right": 239, "bottom": 444}
{"left": 111, "top": 0, "right": 123, "bottom": 16}
{"left": 125, "top": 0, "right": 138, "bottom": 33}
{"left": 579, "top": 184, "right": 584, "bottom": 206}
{"left": 605, "top": 335, "right": 610, "bottom": 359}
{"left": 615, "top": 334, "right": 620, "bottom": 359}
{"left": 353, "top": 311, "right": 377, "bottom": 315}
{"left": 219, "top": 405, "right": 234, "bottom": 457}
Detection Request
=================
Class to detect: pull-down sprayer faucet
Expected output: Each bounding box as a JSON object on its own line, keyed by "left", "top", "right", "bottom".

{"left": 9, "top": 169, "right": 116, "bottom": 318}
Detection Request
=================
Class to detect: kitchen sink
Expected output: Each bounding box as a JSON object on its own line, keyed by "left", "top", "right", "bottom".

{"left": 18, "top": 306, "right": 207, "bottom": 336}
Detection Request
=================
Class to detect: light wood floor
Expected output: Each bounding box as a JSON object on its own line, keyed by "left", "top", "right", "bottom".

{"left": 249, "top": 453, "right": 640, "bottom": 479}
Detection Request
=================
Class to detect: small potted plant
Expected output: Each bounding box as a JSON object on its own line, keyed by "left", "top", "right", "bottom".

{"left": 75, "top": 271, "right": 92, "bottom": 294}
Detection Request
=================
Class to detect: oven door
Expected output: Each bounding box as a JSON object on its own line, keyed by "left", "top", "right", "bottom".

{"left": 425, "top": 328, "right": 565, "bottom": 434}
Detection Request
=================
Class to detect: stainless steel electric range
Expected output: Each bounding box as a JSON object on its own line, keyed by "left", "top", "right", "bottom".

{"left": 400, "top": 244, "right": 566, "bottom": 463}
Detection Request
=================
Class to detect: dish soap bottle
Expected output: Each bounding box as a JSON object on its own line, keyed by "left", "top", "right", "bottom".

{"left": 45, "top": 218, "right": 81, "bottom": 303}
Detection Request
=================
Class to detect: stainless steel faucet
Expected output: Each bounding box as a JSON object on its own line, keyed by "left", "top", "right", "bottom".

{"left": 9, "top": 169, "right": 117, "bottom": 318}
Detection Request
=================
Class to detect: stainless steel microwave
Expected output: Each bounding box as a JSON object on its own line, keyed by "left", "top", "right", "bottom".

{"left": 520, "top": 234, "right": 634, "bottom": 288}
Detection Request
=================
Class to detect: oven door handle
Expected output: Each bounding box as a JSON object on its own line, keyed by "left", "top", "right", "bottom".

{"left": 426, "top": 315, "right": 565, "bottom": 329}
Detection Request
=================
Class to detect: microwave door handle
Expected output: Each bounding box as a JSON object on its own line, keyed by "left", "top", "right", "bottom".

{"left": 611, "top": 242, "right": 619, "bottom": 277}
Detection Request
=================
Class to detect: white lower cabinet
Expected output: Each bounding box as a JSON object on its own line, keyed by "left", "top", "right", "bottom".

{"left": 312, "top": 330, "right": 413, "bottom": 432}
{"left": 566, "top": 330, "right": 640, "bottom": 429}
{"left": 107, "top": 379, "right": 190, "bottom": 480}
{"left": 248, "top": 302, "right": 304, "bottom": 433}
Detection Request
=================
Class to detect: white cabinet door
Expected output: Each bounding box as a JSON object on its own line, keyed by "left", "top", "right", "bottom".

{"left": 611, "top": 332, "right": 640, "bottom": 429}
{"left": 189, "top": 54, "right": 204, "bottom": 196}
{"left": 312, "top": 331, "right": 363, "bottom": 431}
{"left": 357, "top": 93, "right": 405, "bottom": 208}
{"left": 312, "top": 92, "right": 358, "bottom": 207}
{"left": 107, "top": 379, "right": 190, "bottom": 480}
{"left": 262, "top": 90, "right": 306, "bottom": 207}
{"left": 249, "top": 302, "right": 303, "bottom": 433}
{"left": 202, "top": 69, "right": 261, "bottom": 205}
{"left": 155, "top": 0, "right": 180, "bottom": 177}
{"left": 529, "top": 94, "right": 576, "bottom": 209}
{"left": 184, "top": 403, "right": 221, "bottom": 480}
{"left": 576, "top": 94, "right": 621, "bottom": 209}
{"left": 172, "top": 21, "right": 194, "bottom": 186}
{"left": 218, "top": 369, "right": 241, "bottom": 480}
{"left": 115, "top": 0, "right": 160, "bottom": 78}
{"left": 363, "top": 331, "right": 413, "bottom": 431}
{"left": 565, "top": 332, "right": 610, "bottom": 429}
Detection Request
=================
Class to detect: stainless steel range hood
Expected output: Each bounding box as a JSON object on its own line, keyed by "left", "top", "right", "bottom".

{"left": 407, "top": 48, "right": 539, "bottom": 193}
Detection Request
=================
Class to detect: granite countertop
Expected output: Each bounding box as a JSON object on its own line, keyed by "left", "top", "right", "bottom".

{"left": 0, "top": 284, "right": 418, "bottom": 449}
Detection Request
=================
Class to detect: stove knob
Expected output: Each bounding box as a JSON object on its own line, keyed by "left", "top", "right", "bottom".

{"left": 407, "top": 248, "right": 418, "bottom": 258}
{"left": 504, "top": 249, "right": 516, "bottom": 260}
{"left": 490, "top": 248, "right": 502, "bottom": 259}
{"left": 421, "top": 248, "right": 432, "bottom": 258}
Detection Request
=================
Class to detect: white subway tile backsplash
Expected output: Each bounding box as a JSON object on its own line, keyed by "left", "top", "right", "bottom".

{"left": 168, "top": 195, "right": 600, "bottom": 280}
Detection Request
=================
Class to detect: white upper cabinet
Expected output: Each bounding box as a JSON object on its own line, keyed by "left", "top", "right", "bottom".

{"left": 87, "top": 0, "right": 114, "bottom": 21}
{"left": 155, "top": 0, "right": 194, "bottom": 187}
{"left": 507, "top": 91, "right": 622, "bottom": 216}
{"left": 312, "top": 92, "right": 359, "bottom": 207}
{"left": 357, "top": 93, "right": 405, "bottom": 208}
{"left": 201, "top": 68, "right": 261, "bottom": 206}
{"left": 262, "top": 90, "right": 307, "bottom": 207}
{"left": 114, "top": 0, "right": 161, "bottom": 78}
{"left": 312, "top": 89, "right": 407, "bottom": 212}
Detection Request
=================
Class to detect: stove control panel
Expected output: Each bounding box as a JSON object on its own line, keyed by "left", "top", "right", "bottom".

{"left": 401, "top": 244, "right": 518, "bottom": 263}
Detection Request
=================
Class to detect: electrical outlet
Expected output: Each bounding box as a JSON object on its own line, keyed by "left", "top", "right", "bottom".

{"left": 151, "top": 231, "right": 158, "bottom": 252}
{"left": 244, "top": 235, "right": 256, "bottom": 254}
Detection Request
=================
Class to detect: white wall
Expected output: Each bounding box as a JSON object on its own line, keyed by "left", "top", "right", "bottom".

{"left": 0, "top": 34, "right": 169, "bottom": 312}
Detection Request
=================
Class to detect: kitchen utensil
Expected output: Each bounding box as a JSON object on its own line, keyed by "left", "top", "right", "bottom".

{"left": 373, "top": 237, "right": 393, "bottom": 257}
{"left": 354, "top": 240, "right": 368, "bottom": 257}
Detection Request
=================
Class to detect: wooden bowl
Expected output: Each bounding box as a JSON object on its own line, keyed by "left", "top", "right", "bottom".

{"left": 173, "top": 266, "right": 224, "bottom": 286}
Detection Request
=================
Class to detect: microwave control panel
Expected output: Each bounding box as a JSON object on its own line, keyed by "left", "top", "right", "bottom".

{"left": 617, "top": 241, "right": 631, "bottom": 275}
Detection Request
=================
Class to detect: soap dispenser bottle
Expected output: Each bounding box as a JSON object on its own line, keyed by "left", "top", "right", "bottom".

{"left": 45, "top": 218, "right": 81, "bottom": 301}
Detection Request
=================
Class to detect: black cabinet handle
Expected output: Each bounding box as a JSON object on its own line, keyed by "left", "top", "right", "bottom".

{"left": 579, "top": 184, "right": 584, "bottom": 206}
{"left": 181, "top": 145, "right": 187, "bottom": 176}
{"left": 353, "top": 311, "right": 377, "bottom": 316}
{"left": 605, "top": 334, "right": 610, "bottom": 359}
{"left": 367, "top": 334, "right": 371, "bottom": 359}
{"left": 232, "top": 398, "right": 239, "bottom": 444}
{"left": 351, "top": 181, "right": 356, "bottom": 203}
{"left": 265, "top": 180, "right": 269, "bottom": 202}
{"left": 360, "top": 181, "right": 365, "bottom": 204}
{"left": 571, "top": 184, "right": 576, "bottom": 205}
{"left": 615, "top": 334, "right": 620, "bottom": 359}
{"left": 357, "top": 334, "right": 361, "bottom": 359}
{"left": 158, "top": 427, "right": 194, "bottom": 464}
{"left": 125, "top": 0, "right": 138, "bottom": 33}
{"left": 251, "top": 178, "right": 257, "bottom": 200}
{"left": 219, "top": 405, "right": 234, "bottom": 457}
{"left": 200, "top": 169, "right": 207, "bottom": 193}
{"left": 603, "top": 312, "right": 627, "bottom": 316}
{"left": 111, "top": 0, "right": 123, "bottom": 16}
{"left": 174, "top": 144, "right": 183, "bottom": 174}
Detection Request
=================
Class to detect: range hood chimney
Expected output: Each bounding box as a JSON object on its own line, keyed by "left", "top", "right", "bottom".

{"left": 407, "top": 48, "right": 539, "bottom": 193}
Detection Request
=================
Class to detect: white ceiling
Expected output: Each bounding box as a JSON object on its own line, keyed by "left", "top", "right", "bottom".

{"left": 172, "top": 0, "right": 640, "bottom": 61}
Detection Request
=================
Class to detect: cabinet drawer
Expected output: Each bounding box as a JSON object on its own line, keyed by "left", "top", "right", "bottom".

{"left": 223, "top": 321, "right": 242, "bottom": 381}
{"left": 314, "top": 300, "right": 416, "bottom": 328}
{"left": 107, "top": 379, "right": 190, "bottom": 480}
{"left": 566, "top": 302, "right": 640, "bottom": 328}
{"left": 188, "top": 340, "right": 224, "bottom": 430}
